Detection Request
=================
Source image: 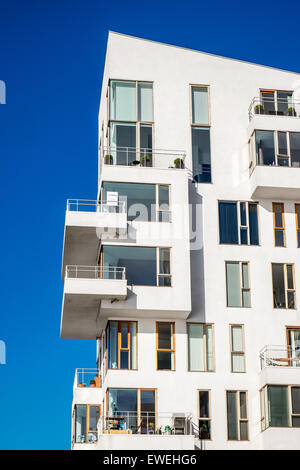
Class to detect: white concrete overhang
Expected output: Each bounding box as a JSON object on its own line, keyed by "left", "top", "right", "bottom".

{"left": 259, "top": 366, "right": 300, "bottom": 388}
{"left": 250, "top": 165, "right": 300, "bottom": 199}
{"left": 247, "top": 114, "right": 300, "bottom": 140}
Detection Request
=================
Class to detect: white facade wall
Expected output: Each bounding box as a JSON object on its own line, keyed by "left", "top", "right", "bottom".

{"left": 67, "top": 32, "right": 300, "bottom": 450}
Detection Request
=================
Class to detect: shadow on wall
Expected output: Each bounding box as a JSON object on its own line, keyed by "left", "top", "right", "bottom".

{"left": 188, "top": 181, "right": 206, "bottom": 322}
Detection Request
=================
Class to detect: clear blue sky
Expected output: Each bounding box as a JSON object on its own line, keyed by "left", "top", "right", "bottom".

{"left": 0, "top": 0, "right": 299, "bottom": 450}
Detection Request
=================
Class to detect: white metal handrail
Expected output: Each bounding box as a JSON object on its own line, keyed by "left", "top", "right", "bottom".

{"left": 259, "top": 344, "right": 300, "bottom": 369}
{"left": 249, "top": 96, "right": 300, "bottom": 119}
{"left": 65, "top": 265, "right": 126, "bottom": 280}
{"left": 102, "top": 146, "right": 186, "bottom": 169}
{"left": 66, "top": 199, "right": 126, "bottom": 213}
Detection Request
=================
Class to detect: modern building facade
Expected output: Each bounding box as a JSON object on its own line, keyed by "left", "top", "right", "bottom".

{"left": 60, "top": 32, "right": 300, "bottom": 450}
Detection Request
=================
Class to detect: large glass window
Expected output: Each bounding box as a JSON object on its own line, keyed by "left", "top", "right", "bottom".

{"left": 156, "top": 322, "right": 175, "bottom": 370}
{"left": 226, "top": 262, "right": 251, "bottom": 308}
{"left": 75, "top": 405, "right": 100, "bottom": 443}
{"left": 255, "top": 130, "right": 275, "bottom": 166}
{"left": 110, "top": 80, "right": 137, "bottom": 121}
{"left": 192, "top": 127, "right": 211, "bottom": 183}
{"left": 187, "top": 323, "right": 214, "bottom": 371}
{"left": 102, "top": 182, "right": 170, "bottom": 222}
{"left": 102, "top": 246, "right": 171, "bottom": 286}
{"left": 272, "top": 263, "right": 295, "bottom": 309}
{"left": 198, "top": 390, "right": 211, "bottom": 440}
{"left": 261, "top": 386, "right": 290, "bottom": 429}
{"left": 230, "top": 325, "right": 245, "bottom": 372}
{"left": 290, "top": 132, "right": 300, "bottom": 166}
{"left": 227, "top": 391, "right": 249, "bottom": 441}
{"left": 106, "top": 321, "right": 137, "bottom": 370}
{"left": 219, "top": 201, "right": 259, "bottom": 245}
{"left": 253, "top": 130, "right": 300, "bottom": 168}
{"left": 259, "top": 90, "right": 294, "bottom": 116}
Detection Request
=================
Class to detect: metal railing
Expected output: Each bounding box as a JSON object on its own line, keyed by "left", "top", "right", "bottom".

{"left": 102, "top": 146, "right": 186, "bottom": 170}
{"left": 249, "top": 97, "right": 300, "bottom": 120}
{"left": 98, "top": 411, "right": 194, "bottom": 436}
{"left": 74, "top": 368, "right": 101, "bottom": 388}
{"left": 65, "top": 265, "right": 126, "bottom": 280}
{"left": 259, "top": 345, "right": 300, "bottom": 369}
{"left": 67, "top": 199, "right": 126, "bottom": 213}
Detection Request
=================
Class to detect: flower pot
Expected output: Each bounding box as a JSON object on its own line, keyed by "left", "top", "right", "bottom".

{"left": 78, "top": 383, "right": 86, "bottom": 388}
{"left": 94, "top": 376, "right": 101, "bottom": 388}
{"left": 104, "top": 155, "right": 113, "bottom": 165}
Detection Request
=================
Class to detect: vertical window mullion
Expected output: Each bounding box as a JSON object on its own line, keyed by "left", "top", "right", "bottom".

{"left": 237, "top": 202, "right": 241, "bottom": 245}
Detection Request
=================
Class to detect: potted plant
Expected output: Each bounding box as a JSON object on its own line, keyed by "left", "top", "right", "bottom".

{"left": 174, "top": 158, "right": 184, "bottom": 169}
{"left": 148, "top": 422, "right": 155, "bottom": 434}
{"left": 164, "top": 425, "right": 172, "bottom": 435}
{"left": 94, "top": 374, "right": 101, "bottom": 388}
{"left": 141, "top": 155, "right": 151, "bottom": 167}
{"left": 286, "top": 107, "right": 296, "bottom": 116}
{"left": 254, "top": 104, "right": 264, "bottom": 115}
{"left": 199, "top": 422, "right": 210, "bottom": 440}
{"left": 89, "top": 379, "right": 96, "bottom": 388}
{"left": 104, "top": 154, "right": 113, "bottom": 165}
{"left": 78, "top": 382, "right": 86, "bottom": 388}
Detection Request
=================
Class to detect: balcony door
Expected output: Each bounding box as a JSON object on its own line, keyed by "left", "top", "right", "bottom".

{"left": 287, "top": 327, "right": 300, "bottom": 367}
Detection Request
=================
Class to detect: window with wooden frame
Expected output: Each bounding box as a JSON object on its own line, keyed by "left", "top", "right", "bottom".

{"left": 252, "top": 130, "right": 300, "bottom": 167}
{"left": 198, "top": 390, "right": 211, "bottom": 440}
{"left": 260, "top": 385, "right": 300, "bottom": 430}
{"left": 272, "top": 263, "right": 296, "bottom": 309}
{"left": 230, "top": 325, "right": 245, "bottom": 373}
{"left": 259, "top": 90, "right": 294, "bottom": 116}
{"left": 74, "top": 404, "right": 101, "bottom": 443}
{"left": 156, "top": 322, "right": 175, "bottom": 370}
{"left": 106, "top": 321, "right": 137, "bottom": 370}
{"left": 225, "top": 261, "right": 251, "bottom": 307}
{"left": 226, "top": 391, "right": 249, "bottom": 441}
{"left": 295, "top": 204, "right": 300, "bottom": 247}
{"left": 286, "top": 327, "right": 300, "bottom": 367}
{"left": 273, "top": 203, "right": 285, "bottom": 247}
{"left": 219, "top": 201, "right": 259, "bottom": 245}
{"left": 187, "top": 323, "right": 214, "bottom": 372}
{"left": 191, "top": 85, "right": 211, "bottom": 183}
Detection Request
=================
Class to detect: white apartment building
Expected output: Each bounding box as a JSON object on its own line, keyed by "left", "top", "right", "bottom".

{"left": 60, "top": 32, "right": 300, "bottom": 450}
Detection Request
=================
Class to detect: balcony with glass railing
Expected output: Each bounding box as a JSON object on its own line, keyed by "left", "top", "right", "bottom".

{"left": 101, "top": 147, "right": 186, "bottom": 170}
{"left": 249, "top": 96, "right": 300, "bottom": 120}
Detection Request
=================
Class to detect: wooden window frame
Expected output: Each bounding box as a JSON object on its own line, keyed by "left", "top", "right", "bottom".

{"left": 75, "top": 404, "right": 101, "bottom": 444}
{"left": 106, "top": 320, "right": 138, "bottom": 371}
{"left": 229, "top": 324, "right": 246, "bottom": 373}
{"left": 218, "top": 200, "right": 260, "bottom": 246}
{"left": 260, "top": 385, "right": 300, "bottom": 430}
{"left": 259, "top": 89, "right": 294, "bottom": 115}
{"left": 187, "top": 323, "right": 215, "bottom": 372}
{"left": 295, "top": 204, "right": 300, "bottom": 247}
{"left": 272, "top": 202, "right": 286, "bottom": 247}
{"left": 198, "top": 389, "right": 212, "bottom": 440}
{"left": 157, "top": 247, "right": 172, "bottom": 287}
{"left": 272, "top": 263, "right": 296, "bottom": 309}
{"left": 225, "top": 261, "right": 251, "bottom": 308}
{"left": 190, "top": 84, "right": 211, "bottom": 127}
{"left": 156, "top": 322, "right": 175, "bottom": 371}
{"left": 226, "top": 390, "right": 249, "bottom": 441}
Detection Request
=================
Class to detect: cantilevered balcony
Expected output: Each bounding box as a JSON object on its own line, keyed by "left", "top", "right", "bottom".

{"left": 61, "top": 266, "right": 127, "bottom": 339}
{"left": 62, "top": 199, "right": 127, "bottom": 277}
{"left": 72, "top": 368, "right": 102, "bottom": 406}
{"left": 249, "top": 96, "right": 300, "bottom": 120}
{"left": 259, "top": 345, "right": 300, "bottom": 387}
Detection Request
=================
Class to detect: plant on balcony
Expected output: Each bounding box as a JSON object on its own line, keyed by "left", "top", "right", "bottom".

{"left": 94, "top": 374, "right": 101, "bottom": 388}
{"left": 89, "top": 379, "right": 96, "bottom": 388}
{"left": 254, "top": 104, "right": 264, "bottom": 114}
{"left": 174, "top": 158, "right": 184, "bottom": 169}
{"left": 164, "top": 425, "right": 172, "bottom": 435}
{"left": 104, "top": 154, "right": 113, "bottom": 165}
{"left": 141, "top": 155, "right": 151, "bottom": 167}
{"left": 286, "top": 107, "right": 296, "bottom": 116}
{"left": 78, "top": 382, "right": 86, "bottom": 388}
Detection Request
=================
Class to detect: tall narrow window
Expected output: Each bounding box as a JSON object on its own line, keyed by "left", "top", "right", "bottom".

{"left": 255, "top": 130, "right": 275, "bottom": 166}
{"left": 157, "top": 185, "right": 170, "bottom": 222}
{"left": 226, "top": 262, "right": 251, "bottom": 307}
{"left": 156, "top": 322, "right": 175, "bottom": 370}
{"left": 75, "top": 405, "right": 100, "bottom": 443}
{"left": 158, "top": 248, "right": 171, "bottom": 286}
{"left": 198, "top": 390, "right": 211, "bottom": 440}
{"left": 226, "top": 391, "right": 249, "bottom": 441}
{"left": 295, "top": 204, "right": 300, "bottom": 247}
{"left": 191, "top": 86, "right": 211, "bottom": 183}
{"left": 191, "top": 86, "right": 209, "bottom": 125}
{"left": 188, "top": 324, "right": 214, "bottom": 372}
{"left": 106, "top": 321, "right": 137, "bottom": 370}
{"left": 230, "top": 325, "right": 245, "bottom": 372}
{"left": 272, "top": 263, "right": 295, "bottom": 309}
{"left": 286, "top": 327, "right": 300, "bottom": 367}
{"left": 219, "top": 201, "right": 259, "bottom": 245}
{"left": 273, "top": 203, "right": 285, "bottom": 247}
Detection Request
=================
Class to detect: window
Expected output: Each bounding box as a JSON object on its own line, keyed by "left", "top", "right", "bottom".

{"left": 191, "top": 86, "right": 211, "bottom": 183}
{"left": 286, "top": 327, "right": 300, "bottom": 367}
{"left": 75, "top": 405, "right": 100, "bottom": 443}
{"left": 273, "top": 203, "right": 285, "bottom": 247}
{"left": 226, "top": 262, "right": 251, "bottom": 307}
{"left": 187, "top": 323, "right": 214, "bottom": 371}
{"left": 260, "top": 90, "right": 294, "bottom": 116}
{"left": 102, "top": 182, "right": 170, "bottom": 222}
{"left": 156, "top": 322, "right": 175, "bottom": 370}
{"left": 260, "top": 385, "right": 300, "bottom": 430}
{"left": 272, "top": 263, "right": 295, "bottom": 309}
{"left": 230, "top": 325, "right": 245, "bottom": 372}
{"left": 107, "top": 388, "right": 156, "bottom": 434}
{"left": 198, "top": 390, "right": 211, "bottom": 439}
{"left": 101, "top": 246, "right": 171, "bottom": 286}
{"left": 253, "top": 130, "right": 300, "bottom": 167}
{"left": 218, "top": 201, "right": 259, "bottom": 245}
{"left": 226, "top": 391, "right": 249, "bottom": 441}
{"left": 109, "top": 80, "right": 153, "bottom": 165}
{"left": 106, "top": 321, "right": 137, "bottom": 370}
{"left": 295, "top": 204, "right": 300, "bottom": 247}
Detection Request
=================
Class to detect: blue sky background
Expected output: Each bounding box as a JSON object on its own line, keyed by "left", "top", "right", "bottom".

{"left": 0, "top": 0, "right": 299, "bottom": 450}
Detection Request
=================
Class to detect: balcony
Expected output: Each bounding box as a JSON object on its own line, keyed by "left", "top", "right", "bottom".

{"left": 73, "top": 368, "right": 102, "bottom": 406}
{"left": 62, "top": 199, "right": 127, "bottom": 276}
{"left": 259, "top": 345, "right": 300, "bottom": 387}
{"left": 61, "top": 266, "right": 127, "bottom": 339}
